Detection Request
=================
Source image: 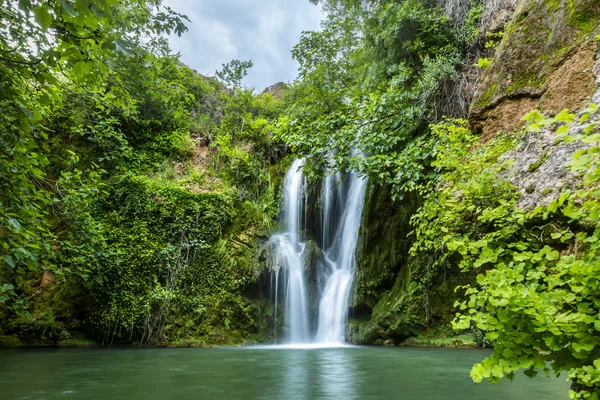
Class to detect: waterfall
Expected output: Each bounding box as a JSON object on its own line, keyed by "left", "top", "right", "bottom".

{"left": 270, "top": 159, "right": 311, "bottom": 344}
{"left": 270, "top": 160, "right": 367, "bottom": 345}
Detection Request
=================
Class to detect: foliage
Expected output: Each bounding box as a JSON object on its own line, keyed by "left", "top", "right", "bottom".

{"left": 1, "top": 0, "right": 186, "bottom": 334}
{"left": 459, "top": 0, "right": 486, "bottom": 43}
{"left": 1, "top": 0, "right": 286, "bottom": 346}
{"left": 216, "top": 59, "right": 254, "bottom": 90}
{"left": 408, "top": 108, "right": 600, "bottom": 397}
{"left": 287, "top": 1, "right": 600, "bottom": 397}
{"left": 279, "top": 0, "right": 465, "bottom": 198}
{"left": 484, "top": 31, "right": 504, "bottom": 49}
{"left": 474, "top": 57, "right": 491, "bottom": 69}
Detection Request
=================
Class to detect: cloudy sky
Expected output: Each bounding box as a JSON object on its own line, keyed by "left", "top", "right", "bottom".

{"left": 163, "top": 0, "right": 323, "bottom": 92}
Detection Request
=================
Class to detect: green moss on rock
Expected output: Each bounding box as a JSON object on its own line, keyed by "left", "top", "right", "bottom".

{"left": 471, "top": 0, "right": 600, "bottom": 115}
{"left": 348, "top": 181, "right": 482, "bottom": 346}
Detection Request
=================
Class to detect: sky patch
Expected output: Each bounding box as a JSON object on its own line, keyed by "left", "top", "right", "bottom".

{"left": 163, "top": 0, "right": 323, "bottom": 91}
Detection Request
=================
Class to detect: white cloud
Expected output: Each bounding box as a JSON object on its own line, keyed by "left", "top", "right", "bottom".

{"left": 162, "top": 0, "right": 323, "bottom": 91}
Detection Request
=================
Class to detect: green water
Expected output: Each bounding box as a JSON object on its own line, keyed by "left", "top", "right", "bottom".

{"left": 0, "top": 346, "right": 568, "bottom": 399}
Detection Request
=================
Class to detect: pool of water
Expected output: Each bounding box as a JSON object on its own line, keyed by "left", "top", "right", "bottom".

{"left": 0, "top": 346, "right": 568, "bottom": 399}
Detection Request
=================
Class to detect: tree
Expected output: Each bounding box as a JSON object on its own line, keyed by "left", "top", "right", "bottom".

{"left": 216, "top": 59, "right": 254, "bottom": 90}
{"left": 0, "top": 0, "right": 188, "bottom": 302}
{"left": 279, "top": 0, "right": 461, "bottom": 197}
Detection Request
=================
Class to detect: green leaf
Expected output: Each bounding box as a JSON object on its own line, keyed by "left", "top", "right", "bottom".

{"left": 523, "top": 110, "right": 545, "bottom": 123}
{"left": 4, "top": 256, "right": 16, "bottom": 268}
{"left": 33, "top": 5, "right": 53, "bottom": 31}
{"left": 502, "top": 348, "right": 514, "bottom": 358}
{"left": 523, "top": 368, "right": 538, "bottom": 378}
{"left": 492, "top": 365, "right": 504, "bottom": 378}
{"left": 73, "top": 62, "right": 92, "bottom": 81}
{"left": 497, "top": 310, "right": 511, "bottom": 324}
{"left": 7, "top": 218, "right": 21, "bottom": 231}
{"left": 572, "top": 342, "right": 594, "bottom": 353}
{"left": 546, "top": 250, "right": 560, "bottom": 261}
{"left": 555, "top": 109, "right": 575, "bottom": 123}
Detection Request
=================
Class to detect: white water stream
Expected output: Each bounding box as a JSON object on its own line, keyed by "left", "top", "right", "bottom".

{"left": 270, "top": 159, "right": 367, "bottom": 345}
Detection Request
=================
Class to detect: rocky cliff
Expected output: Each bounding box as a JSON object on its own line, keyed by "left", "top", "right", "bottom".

{"left": 348, "top": 0, "right": 600, "bottom": 346}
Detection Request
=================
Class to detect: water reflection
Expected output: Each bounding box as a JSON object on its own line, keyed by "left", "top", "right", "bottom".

{"left": 317, "top": 349, "right": 356, "bottom": 400}
{"left": 278, "top": 347, "right": 357, "bottom": 399}
{"left": 283, "top": 350, "right": 310, "bottom": 400}
{"left": 0, "top": 347, "right": 570, "bottom": 400}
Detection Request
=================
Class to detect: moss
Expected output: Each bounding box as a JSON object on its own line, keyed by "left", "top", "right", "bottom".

{"left": 471, "top": 0, "right": 600, "bottom": 119}
{"left": 567, "top": 0, "right": 600, "bottom": 34}
{"left": 351, "top": 185, "right": 421, "bottom": 311}
{"left": 504, "top": 74, "right": 546, "bottom": 93}
{"left": 528, "top": 150, "right": 550, "bottom": 172}
{"left": 348, "top": 182, "right": 479, "bottom": 346}
{"left": 476, "top": 84, "right": 498, "bottom": 109}
{"left": 399, "top": 334, "right": 478, "bottom": 348}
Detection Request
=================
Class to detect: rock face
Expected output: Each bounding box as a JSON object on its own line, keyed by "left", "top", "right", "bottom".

{"left": 440, "top": 0, "right": 517, "bottom": 30}
{"left": 348, "top": 0, "right": 600, "bottom": 346}
{"left": 348, "top": 184, "right": 468, "bottom": 345}
{"left": 469, "top": 0, "right": 600, "bottom": 141}
{"left": 347, "top": 185, "right": 422, "bottom": 345}
{"left": 469, "top": 0, "right": 600, "bottom": 208}
{"left": 261, "top": 82, "right": 288, "bottom": 99}
{"left": 480, "top": 0, "right": 520, "bottom": 34}
{"left": 502, "top": 52, "right": 600, "bottom": 210}
{"left": 352, "top": 185, "right": 417, "bottom": 311}
{"left": 501, "top": 128, "right": 587, "bottom": 210}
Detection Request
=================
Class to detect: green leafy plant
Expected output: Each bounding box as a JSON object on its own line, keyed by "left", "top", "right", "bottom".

{"left": 409, "top": 108, "right": 600, "bottom": 398}
{"left": 474, "top": 57, "right": 492, "bottom": 69}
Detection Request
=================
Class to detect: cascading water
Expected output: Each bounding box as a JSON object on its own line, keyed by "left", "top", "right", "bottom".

{"left": 270, "top": 159, "right": 311, "bottom": 343}
{"left": 270, "top": 160, "right": 367, "bottom": 345}
{"left": 315, "top": 170, "right": 367, "bottom": 344}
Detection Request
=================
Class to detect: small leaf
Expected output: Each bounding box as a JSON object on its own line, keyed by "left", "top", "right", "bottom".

{"left": 555, "top": 109, "right": 575, "bottom": 123}
{"left": 546, "top": 250, "right": 560, "bottom": 261}
{"left": 7, "top": 218, "right": 21, "bottom": 231}
{"left": 579, "top": 113, "right": 591, "bottom": 124}
{"left": 4, "top": 256, "right": 16, "bottom": 268}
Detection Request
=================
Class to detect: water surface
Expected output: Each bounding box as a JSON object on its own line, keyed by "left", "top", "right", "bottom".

{"left": 0, "top": 346, "right": 568, "bottom": 399}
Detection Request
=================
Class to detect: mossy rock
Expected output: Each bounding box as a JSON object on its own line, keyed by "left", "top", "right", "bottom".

{"left": 399, "top": 334, "right": 478, "bottom": 348}
{"left": 351, "top": 184, "right": 421, "bottom": 312}
{"left": 347, "top": 180, "right": 477, "bottom": 345}
{"left": 470, "top": 0, "right": 600, "bottom": 140}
